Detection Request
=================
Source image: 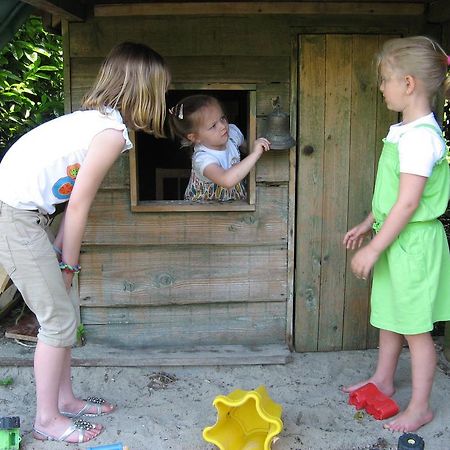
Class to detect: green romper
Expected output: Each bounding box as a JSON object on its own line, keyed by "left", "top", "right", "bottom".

{"left": 370, "top": 124, "right": 450, "bottom": 335}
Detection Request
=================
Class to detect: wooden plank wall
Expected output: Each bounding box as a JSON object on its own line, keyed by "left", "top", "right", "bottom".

{"left": 69, "top": 15, "right": 292, "bottom": 348}
{"left": 68, "top": 12, "right": 425, "bottom": 350}
{"left": 295, "top": 34, "right": 401, "bottom": 352}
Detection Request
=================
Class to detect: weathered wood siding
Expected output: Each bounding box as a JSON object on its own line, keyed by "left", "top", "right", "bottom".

{"left": 295, "top": 34, "right": 399, "bottom": 352}
{"left": 67, "top": 11, "right": 429, "bottom": 350}
{"left": 69, "top": 15, "right": 294, "bottom": 348}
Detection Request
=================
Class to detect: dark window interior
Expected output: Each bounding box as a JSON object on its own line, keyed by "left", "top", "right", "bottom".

{"left": 136, "top": 90, "right": 250, "bottom": 201}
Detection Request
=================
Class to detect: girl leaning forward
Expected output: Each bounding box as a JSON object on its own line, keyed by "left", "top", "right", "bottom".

{"left": 0, "top": 42, "right": 170, "bottom": 444}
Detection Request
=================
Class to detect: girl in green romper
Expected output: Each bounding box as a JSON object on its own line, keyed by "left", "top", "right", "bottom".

{"left": 343, "top": 36, "right": 450, "bottom": 433}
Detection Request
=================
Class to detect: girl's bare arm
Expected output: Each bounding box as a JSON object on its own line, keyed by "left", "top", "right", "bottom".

{"left": 61, "top": 129, "right": 125, "bottom": 286}
{"left": 203, "top": 137, "right": 270, "bottom": 189}
{"left": 351, "top": 173, "right": 427, "bottom": 279}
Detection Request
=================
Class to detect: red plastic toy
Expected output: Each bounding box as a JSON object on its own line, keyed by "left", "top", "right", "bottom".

{"left": 348, "top": 383, "right": 399, "bottom": 420}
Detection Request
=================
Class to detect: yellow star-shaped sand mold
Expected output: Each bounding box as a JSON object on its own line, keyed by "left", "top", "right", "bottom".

{"left": 202, "top": 385, "right": 283, "bottom": 450}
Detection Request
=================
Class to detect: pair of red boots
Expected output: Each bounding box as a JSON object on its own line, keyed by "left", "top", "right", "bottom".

{"left": 348, "top": 383, "right": 399, "bottom": 420}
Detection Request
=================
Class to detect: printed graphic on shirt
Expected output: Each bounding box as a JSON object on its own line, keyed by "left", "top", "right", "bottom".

{"left": 52, "top": 163, "right": 80, "bottom": 200}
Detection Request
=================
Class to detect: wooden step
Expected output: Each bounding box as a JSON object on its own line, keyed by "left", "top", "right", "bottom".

{"left": 0, "top": 341, "right": 292, "bottom": 367}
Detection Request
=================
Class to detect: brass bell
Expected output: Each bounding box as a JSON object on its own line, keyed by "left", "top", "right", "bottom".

{"left": 264, "top": 100, "right": 296, "bottom": 150}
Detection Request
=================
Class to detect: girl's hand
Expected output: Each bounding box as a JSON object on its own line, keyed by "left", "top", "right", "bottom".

{"left": 343, "top": 219, "right": 373, "bottom": 250}
{"left": 61, "top": 270, "right": 74, "bottom": 292}
{"left": 351, "top": 244, "right": 380, "bottom": 280}
{"left": 253, "top": 137, "right": 271, "bottom": 155}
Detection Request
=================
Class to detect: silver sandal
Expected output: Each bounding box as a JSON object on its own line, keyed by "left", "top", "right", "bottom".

{"left": 34, "top": 418, "right": 99, "bottom": 444}
{"left": 61, "top": 396, "right": 115, "bottom": 418}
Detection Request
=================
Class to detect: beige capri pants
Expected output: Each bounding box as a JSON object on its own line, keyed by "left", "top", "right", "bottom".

{"left": 0, "top": 201, "right": 78, "bottom": 347}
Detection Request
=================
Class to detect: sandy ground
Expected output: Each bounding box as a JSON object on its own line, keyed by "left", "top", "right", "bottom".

{"left": 0, "top": 339, "right": 449, "bottom": 450}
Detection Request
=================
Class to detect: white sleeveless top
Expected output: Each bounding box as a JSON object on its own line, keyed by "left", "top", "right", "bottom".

{"left": 0, "top": 109, "right": 132, "bottom": 214}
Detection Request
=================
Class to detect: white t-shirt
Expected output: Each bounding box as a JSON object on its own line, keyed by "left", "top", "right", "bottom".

{"left": 385, "top": 113, "right": 446, "bottom": 177}
{"left": 192, "top": 124, "right": 244, "bottom": 182}
{"left": 0, "top": 109, "right": 132, "bottom": 214}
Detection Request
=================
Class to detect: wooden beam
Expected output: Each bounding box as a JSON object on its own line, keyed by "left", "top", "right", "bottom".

{"left": 95, "top": 2, "right": 424, "bottom": 17}
{"left": 0, "top": 343, "right": 292, "bottom": 366}
{"left": 0, "top": 284, "right": 19, "bottom": 319}
{"left": 428, "top": 0, "right": 450, "bottom": 23}
{"left": 20, "top": 0, "right": 86, "bottom": 21}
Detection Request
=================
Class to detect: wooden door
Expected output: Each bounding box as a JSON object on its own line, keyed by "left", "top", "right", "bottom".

{"left": 294, "top": 34, "right": 398, "bottom": 352}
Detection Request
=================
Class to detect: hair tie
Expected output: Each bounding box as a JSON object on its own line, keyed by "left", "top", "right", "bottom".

{"left": 447, "top": 55, "right": 450, "bottom": 66}
{"left": 169, "top": 104, "right": 183, "bottom": 119}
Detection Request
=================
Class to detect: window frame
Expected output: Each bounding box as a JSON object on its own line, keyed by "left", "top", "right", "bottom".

{"left": 129, "top": 83, "right": 257, "bottom": 212}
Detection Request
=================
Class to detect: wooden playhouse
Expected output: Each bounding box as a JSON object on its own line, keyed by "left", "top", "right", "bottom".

{"left": 5, "top": 0, "right": 450, "bottom": 363}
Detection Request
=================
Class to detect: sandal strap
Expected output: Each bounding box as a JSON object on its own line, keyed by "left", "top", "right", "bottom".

{"left": 59, "top": 419, "right": 94, "bottom": 443}
{"left": 76, "top": 401, "right": 101, "bottom": 416}
{"left": 61, "top": 396, "right": 111, "bottom": 418}
{"left": 84, "top": 397, "right": 106, "bottom": 415}
{"left": 85, "top": 396, "right": 106, "bottom": 405}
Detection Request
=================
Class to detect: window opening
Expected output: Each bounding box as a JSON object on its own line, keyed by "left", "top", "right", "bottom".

{"left": 135, "top": 89, "right": 250, "bottom": 202}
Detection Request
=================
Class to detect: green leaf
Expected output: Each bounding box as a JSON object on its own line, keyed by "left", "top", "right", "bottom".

{"left": 0, "top": 376, "right": 13, "bottom": 386}
{"left": 0, "top": 16, "right": 63, "bottom": 152}
{"left": 35, "top": 73, "right": 51, "bottom": 80}
{"left": 36, "top": 65, "right": 59, "bottom": 72}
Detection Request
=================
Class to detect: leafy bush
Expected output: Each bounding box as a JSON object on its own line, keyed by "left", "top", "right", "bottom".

{"left": 442, "top": 101, "right": 450, "bottom": 242}
{"left": 0, "top": 16, "right": 63, "bottom": 157}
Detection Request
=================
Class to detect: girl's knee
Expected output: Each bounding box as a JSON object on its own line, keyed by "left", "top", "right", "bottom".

{"left": 37, "top": 313, "right": 78, "bottom": 347}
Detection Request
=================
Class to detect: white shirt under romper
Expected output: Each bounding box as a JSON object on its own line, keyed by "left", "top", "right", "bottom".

{"left": 0, "top": 109, "right": 132, "bottom": 214}
{"left": 386, "top": 113, "right": 446, "bottom": 177}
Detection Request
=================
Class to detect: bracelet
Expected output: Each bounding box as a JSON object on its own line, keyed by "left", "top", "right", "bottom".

{"left": 59, "top": 261, "right": 81, "bottom": 274}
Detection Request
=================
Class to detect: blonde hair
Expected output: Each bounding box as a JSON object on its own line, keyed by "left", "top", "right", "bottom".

{"left": 82, "top": 42, "right": 170, "bottom": 137}
{"left": 377, "top": 36, "right": 450, "bottom": 101}
{"left": 168, "top": 95, "right": 222, "bottom": 147}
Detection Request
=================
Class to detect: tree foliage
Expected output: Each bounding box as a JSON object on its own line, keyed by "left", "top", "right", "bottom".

{"left": 0, "top": 16, "right": 63, "bottom": 155}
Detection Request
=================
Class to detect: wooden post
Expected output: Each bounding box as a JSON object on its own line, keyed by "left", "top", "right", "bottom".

{"left": 444, "top": 322, "right": 450, "bottom": 362}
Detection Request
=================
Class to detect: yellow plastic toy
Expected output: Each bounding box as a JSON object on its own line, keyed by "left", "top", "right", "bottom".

{"left": 202, "top": 385, "right": 283, "bottom": 450}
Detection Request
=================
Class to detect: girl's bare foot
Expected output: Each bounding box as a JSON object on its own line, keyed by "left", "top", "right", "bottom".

{"left": 341, "top": 378, "right": 395, "bottom": 397}
{"left": 383, "top": 407, "right": 433, "bottom": 433}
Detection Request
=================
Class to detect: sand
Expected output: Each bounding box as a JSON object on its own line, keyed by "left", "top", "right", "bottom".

{"left": 0, "top": 340, "right": 449, "bottom": 450}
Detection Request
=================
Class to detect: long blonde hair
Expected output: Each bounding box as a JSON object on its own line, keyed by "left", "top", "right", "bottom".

{"left": 377, "top": 36, "right": 450, "bottom": 101}
{"left": 82, "top": 42, "right": 170, "bottom": 137}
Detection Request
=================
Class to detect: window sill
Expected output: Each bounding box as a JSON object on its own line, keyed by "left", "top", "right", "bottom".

{"left": 131, "top": 200, "right": 256, "bottom": 213}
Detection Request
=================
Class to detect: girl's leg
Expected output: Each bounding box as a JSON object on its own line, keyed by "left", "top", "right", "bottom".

{"left": 58, "top": 348, "right": 115, "bottom": 415}
{"left": 342, "top": 329, "right": 403, "bottom": 396}
{"left": 33, "top": 341, "right": 103, "bottom": 443}
{"left": 384, "top": 332, "right": 435, "bottom": 432}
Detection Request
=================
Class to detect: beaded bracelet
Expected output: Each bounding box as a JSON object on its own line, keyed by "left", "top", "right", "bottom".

{"left": 59, "top": 261, "right": 81, "bottom": 274}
